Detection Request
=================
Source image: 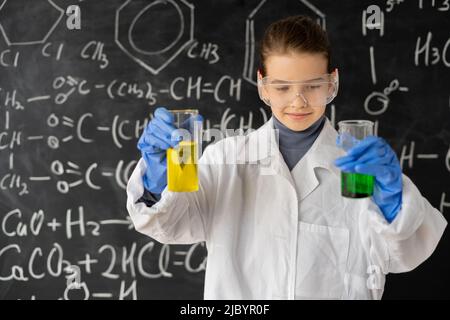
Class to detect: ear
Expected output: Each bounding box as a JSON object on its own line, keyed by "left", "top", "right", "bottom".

{"left": 257, "top": 69, "right": 263, "bottom": 81}
{"left": 256, "top": 69, "right": 271, "bottom": 107}
{"left": 332, "top": 68, "right": 339, "bottom": 78}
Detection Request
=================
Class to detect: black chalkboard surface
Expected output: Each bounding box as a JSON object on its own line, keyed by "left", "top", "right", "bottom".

{"left": 0, "top": 0, "right": 448, "bottom": 300}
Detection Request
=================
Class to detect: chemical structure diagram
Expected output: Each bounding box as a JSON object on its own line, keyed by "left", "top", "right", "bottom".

{"left": 115, "top": 0, "right": 194, "bottom": 75}
{"left": 0, "top": 0, "right": 64, "bottom": 46}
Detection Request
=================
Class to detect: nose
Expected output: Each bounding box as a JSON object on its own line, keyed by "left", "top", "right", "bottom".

{"left": 291, "top": 92, "right": 308, "bottom": 108}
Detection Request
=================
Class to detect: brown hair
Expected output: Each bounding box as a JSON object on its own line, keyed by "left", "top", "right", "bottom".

{"left": 259, "top": 15, "right": 332, "bottom": 76}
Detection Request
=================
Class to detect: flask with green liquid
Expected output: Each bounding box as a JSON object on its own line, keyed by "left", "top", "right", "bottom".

{"left": 337, "top": 120, "right": 375, "bottom": 198}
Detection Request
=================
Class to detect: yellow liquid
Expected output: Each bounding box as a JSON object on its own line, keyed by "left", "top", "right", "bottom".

{"left": 167, "top": 141, "right": 198, "bottom": 192}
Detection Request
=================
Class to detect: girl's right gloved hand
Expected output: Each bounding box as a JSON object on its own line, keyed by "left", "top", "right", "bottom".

{"left": 137, "top": 107, "right": 179, "bottom": 194}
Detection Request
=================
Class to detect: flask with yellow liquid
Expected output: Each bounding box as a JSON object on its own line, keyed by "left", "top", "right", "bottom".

{"left": 167, "top": 109, "right": 202, "bottom": 192}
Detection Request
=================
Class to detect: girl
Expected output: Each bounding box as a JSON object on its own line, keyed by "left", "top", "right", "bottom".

{"left": 127, "top": 15, "right": 447, "bottom": 299}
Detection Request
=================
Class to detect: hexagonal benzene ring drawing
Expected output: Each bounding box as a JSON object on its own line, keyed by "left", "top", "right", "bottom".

{"left": 0, "top": 0, "right": 64, "bottom": 46}
{"left": 243, "top": 0, "right": 326, "bottom": 86}
{"left": 115, "top": 0, "right": 194, "bottom": 75}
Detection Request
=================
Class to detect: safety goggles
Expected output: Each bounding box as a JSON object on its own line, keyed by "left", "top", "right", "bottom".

{"left": 257, "top": 70, "right": 339, "bottom": 108}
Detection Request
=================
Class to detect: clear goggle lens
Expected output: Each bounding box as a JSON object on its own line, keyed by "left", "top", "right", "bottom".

{"left": 257, "top": 71, "right": 339, "bottom": 108}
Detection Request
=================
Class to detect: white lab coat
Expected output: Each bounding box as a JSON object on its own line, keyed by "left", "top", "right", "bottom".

{"left": 126, "top": 117, "right": 447, "bottom": 300}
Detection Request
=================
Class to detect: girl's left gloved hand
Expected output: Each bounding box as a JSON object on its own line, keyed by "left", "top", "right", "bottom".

{"left": 334, "top": 136, "right": 403, "bottom": 223}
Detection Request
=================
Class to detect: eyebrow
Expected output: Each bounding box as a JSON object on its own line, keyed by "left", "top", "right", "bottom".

{"left": 269, "top": 77, "right": 326, "bottom": 84}
{"left": 305, "top": 77, "right": 325, "bottom": 82}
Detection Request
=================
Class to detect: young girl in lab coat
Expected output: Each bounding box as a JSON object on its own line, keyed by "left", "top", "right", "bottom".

{"left": 127, "top": 15, "right": 447, "bottom": 299}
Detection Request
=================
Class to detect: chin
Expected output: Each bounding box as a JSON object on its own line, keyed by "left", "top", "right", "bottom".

{"left": 283, "top": 117, "right": 315, "bottom": 131}
{"left": 287, "top": 123, "right": 310, "bottom": 131}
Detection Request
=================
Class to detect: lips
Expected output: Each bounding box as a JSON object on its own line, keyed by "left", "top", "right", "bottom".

{"left": 285, "top": 112, "right": 312, "bottom": 121}
{"left": 286, "top": 113, "right": 312, "bottom": 116}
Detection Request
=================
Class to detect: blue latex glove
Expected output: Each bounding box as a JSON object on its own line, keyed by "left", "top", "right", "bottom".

{"left": 137, "top": 107, "right": 203, "bottom": 194}
{"left": 334, "top": 136, "right": 403, "bottom": 223}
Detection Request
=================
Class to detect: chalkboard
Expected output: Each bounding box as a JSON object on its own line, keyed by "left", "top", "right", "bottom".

{"left": 0, "top": 0, "right": 449, "bottom": 300}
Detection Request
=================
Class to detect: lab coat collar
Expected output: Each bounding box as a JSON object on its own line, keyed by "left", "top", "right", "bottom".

{"left": 246, "top": 116, "right": 343, "bottom": 183}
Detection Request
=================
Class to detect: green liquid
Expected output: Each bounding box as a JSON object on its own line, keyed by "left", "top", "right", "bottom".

{"left": 341, "top": 172, "right": 375, "bottom": 198}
